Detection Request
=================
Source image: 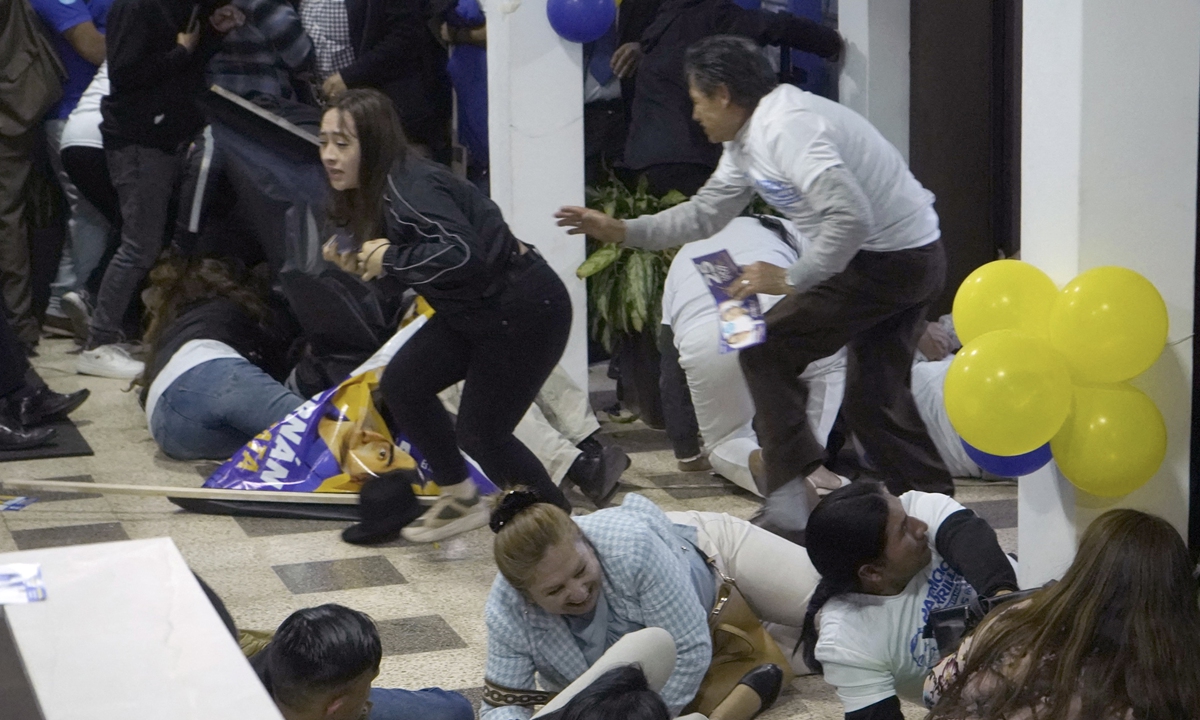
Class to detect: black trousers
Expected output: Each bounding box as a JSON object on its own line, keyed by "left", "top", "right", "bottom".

{"left": 0, "top": 295, "right": 32, "bottom": 398}
{"left": 584, "top": 99, "right": 628, "bottom": 188}
{"left": 657, "top": 325, "right": 702, "bottom": 459}
{"left": 61, "top": 145, "right": 121, "bottom": 295}
{"left": 380, "top": 253, "right": 573, "bottom": 509}
{"left": 739, "top": 241, "right": 954, "bottom": 497}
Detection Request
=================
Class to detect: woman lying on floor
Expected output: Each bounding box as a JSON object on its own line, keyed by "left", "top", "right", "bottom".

{"left": 139, "top": 256, "right": 303, "bottom": 460}
{"left": 481, "top": 489, "right": 813, "bottom": 720}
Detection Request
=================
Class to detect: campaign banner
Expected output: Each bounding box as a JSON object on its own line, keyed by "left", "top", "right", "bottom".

{"left": 692, "top": 250, "right": 767, "bottom": 353}
{"left": 202, "top": 314, "right": 499, "bottom": 497}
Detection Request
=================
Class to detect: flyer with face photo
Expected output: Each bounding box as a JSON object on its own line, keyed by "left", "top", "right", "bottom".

{"left": 692, "top": 250, "right": 767, "bottom": 353}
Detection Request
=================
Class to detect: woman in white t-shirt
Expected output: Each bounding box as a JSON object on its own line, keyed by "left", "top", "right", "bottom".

{"left": 797, "top": 482, "right": 1018, "bottom": 720}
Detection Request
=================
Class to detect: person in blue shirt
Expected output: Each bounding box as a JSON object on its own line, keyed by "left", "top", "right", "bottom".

{"left": 252, "top": 604, "right": 475, "bottom": 720}
{"left": 29, "top": 0, "right": 112, "bottom": 336}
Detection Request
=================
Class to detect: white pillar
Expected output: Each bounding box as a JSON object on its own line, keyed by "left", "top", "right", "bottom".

{"left": 1018, "top": 0, "right": 1198, "bottom": 586}
{"left": 837, "top": 0, "right": 910, "bottom": 160}
{"left": 485, "top": 0, "right": 589, "bottom": 391}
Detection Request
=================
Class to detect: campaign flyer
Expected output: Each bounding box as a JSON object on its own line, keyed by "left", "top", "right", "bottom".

{"left": 692, "top": 250, "right": 767, "bottom": 353}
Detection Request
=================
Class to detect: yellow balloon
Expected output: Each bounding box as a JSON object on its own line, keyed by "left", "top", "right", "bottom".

{"left": 1048, "top": 266, "right": 1168, "bottom": 384}
{"left": 1051, "top": 383, "right": 1167, "bottom": 497}
{"left": 952, "top": 260, "right": 1059, "bottom": 345}
{"left": 943, "top": 330, "right": 1073, "bottom": 456}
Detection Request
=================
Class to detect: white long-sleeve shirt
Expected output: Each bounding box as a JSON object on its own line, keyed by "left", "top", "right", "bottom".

{"left": 626, "top": 84, "right": 941, "bottom": 293}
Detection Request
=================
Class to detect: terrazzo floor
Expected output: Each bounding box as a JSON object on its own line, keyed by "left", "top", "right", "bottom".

{"left": 0, "top": 336, "right": 1018, "bottom": 720}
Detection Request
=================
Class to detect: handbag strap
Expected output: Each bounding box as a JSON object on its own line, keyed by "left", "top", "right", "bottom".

{"left": 483, "top": 680, "right": 556, "bottom": 708}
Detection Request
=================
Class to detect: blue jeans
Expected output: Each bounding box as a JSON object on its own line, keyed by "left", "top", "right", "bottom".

{"left": 150, "top": 357, "right": 305, "bottom": 461}
{"left": 368, "top": 688, "right": 474, "bottom": 720}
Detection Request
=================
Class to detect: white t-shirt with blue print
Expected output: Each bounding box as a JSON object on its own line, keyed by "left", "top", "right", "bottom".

{"left": 814, "top": 491, "right": 974, "bottom": 713}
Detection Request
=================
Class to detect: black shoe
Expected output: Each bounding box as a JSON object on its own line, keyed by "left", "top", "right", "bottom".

{"left": 342, "top": 470, "right": 424, "bottom": 545}
{"left": 17, "top": 387, "right": 90, "bottom": 428}
{"left": 0, "top": 421, "right": 56, "bottom": 451}
{"left": 737, "top": 663, "right": 784, "bottom": 715}
{"left": 567, "top": 438, "right": 628, "bottom": 506}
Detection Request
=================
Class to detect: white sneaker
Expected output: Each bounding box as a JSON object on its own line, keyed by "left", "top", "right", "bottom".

{"left": 76, "top": 344, "right": 145, "bottom": 379}
{"left": 401, "top": 488, "right": 489, "bottom": 543}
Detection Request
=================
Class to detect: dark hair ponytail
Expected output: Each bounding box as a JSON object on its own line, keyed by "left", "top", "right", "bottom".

{"left": 798, "top": 482, "right": 891, "bottom": 673}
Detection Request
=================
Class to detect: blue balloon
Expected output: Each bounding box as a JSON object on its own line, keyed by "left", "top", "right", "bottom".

{"left": 961, "top": 439, "right": 1053, "bottom": 477}
{"left": 546, "top": 0, "right": 616, "bottom": 44}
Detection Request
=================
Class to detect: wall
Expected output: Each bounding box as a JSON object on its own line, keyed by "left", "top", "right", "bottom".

{"left": 485, "top": 0, "right": 589, "bottom": 390}
{"left": 838, "top": 0, "right": 911, "bottom": 159}
{"left": 1018, "top": 0, "right": 1198, "bottom": 585}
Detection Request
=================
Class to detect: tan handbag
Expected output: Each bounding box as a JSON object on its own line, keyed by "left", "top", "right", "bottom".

{"left": 684, "top": 571, "right": 795, "bottom": 715}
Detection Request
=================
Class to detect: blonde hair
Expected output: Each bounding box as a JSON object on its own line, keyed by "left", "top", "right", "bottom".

{"left": 492, "top": 498, "right": 581, "bottom": 594}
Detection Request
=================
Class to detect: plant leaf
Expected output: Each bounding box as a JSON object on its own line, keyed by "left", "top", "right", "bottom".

{"left": 576, "top": 243, "right": 622, "bottom": 278}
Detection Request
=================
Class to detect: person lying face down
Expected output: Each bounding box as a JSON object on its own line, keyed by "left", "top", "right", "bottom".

{"left": 481, "top": 489, "right": 821, "bottom": 720}
{"left": 798, "top": 482, "right": 1019, "bottom": 720}
{"left": 252, "top": 604, "right": 473, "bottom": 720}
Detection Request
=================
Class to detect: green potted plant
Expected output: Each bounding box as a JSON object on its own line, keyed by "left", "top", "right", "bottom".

{"left": 576, "top": 176, "right": 687, "bottom": 428}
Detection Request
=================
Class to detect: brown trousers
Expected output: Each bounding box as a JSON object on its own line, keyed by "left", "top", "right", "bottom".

{"left": 739, "top": 240, "right": 954, "bottom": 497}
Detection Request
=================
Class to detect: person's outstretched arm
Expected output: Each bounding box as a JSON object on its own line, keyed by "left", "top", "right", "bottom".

{"left": 556, "top": 152, "right": 754, "bottom": 250}
{"left": 716, "top": 2, "right": 843, "bottom": 59}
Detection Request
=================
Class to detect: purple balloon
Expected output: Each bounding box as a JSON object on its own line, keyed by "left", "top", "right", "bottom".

{"left": 547, "top": 0, "right": 616, "bottom": 44}
{"left": 961, "top": 439, "right": 1053, "bottom": 477}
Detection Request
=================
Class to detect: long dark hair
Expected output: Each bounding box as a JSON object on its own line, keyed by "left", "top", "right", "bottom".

{"left": 929, "top": 509, "right": 1200, "bottom": 720}
{"left": 323, "top": 89, "right": 408, "bottom": 248}
{"left": 798, "top": 481, "right": 891, "bottom": 673}
{"left": 141, "top": 255, "right": 271, "bottom": 380}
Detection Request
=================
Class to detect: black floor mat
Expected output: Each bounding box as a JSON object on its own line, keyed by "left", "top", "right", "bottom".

{"left": 0, "top": 419, "right": 93, "bottom": 463}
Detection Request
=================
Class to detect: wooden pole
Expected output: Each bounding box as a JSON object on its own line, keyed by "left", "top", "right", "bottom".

{"left": 0, "top": 478, "right": 360, "bottom": 505}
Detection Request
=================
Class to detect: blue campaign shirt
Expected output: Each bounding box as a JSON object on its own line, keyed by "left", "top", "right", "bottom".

{"left": 30, "top": 0, "right": 113, "bottom": 119}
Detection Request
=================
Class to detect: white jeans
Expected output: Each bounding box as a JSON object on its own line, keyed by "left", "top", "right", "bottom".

{"left": 439, "top": 364, "right": 600, "bottom": 484}
{"left": 532, "top": 628, "right": 677, "bottom": 718}
{"left": 666, "top": 510, "right": 820, "bottom": 627}
{"left": 676, "top": 323, "right": 847, "bottom": 495}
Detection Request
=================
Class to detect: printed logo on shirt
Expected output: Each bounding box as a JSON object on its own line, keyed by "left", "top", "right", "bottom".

{"left": 908, "top": 561, "right": 974, "bottom": 670}
{"left": 752, "top": 177, "right": 803, "bottom": 211}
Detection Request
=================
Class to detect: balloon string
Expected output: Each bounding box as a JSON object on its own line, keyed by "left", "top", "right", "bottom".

{"left": 1166, "top": 334, "right": 1195, "bottom": 347}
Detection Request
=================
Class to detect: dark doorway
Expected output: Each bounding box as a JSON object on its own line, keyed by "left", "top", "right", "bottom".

{"left": 909, "top": 0, "right": 1022, "bottom": 316}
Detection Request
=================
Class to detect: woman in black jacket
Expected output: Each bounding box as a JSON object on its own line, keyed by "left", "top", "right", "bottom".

{"left": 320, "top": 89, "right": 573, "bottom": 542}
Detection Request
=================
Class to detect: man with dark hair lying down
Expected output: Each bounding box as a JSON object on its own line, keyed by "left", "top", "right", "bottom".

{"left": 252, "top": 604, "right": 474, "bottom": 720}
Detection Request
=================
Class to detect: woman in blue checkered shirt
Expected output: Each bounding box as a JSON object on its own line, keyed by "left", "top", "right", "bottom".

{"left": 480, "top": 491, "right": 820, "bottom": 720}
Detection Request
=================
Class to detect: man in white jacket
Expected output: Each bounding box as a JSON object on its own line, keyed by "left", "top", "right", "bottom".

{"left": 662, "top": 215, "right": 846, "bottom": 496}
{"left": 557, "top": 35, "right": 952, "bottom": 542}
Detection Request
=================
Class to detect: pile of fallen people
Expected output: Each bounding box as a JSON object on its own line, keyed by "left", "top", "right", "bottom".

{"left": 5, "top": 20, "right": 1198, "bottom": 720}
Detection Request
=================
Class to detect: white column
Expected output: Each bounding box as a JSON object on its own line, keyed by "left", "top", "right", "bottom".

{"left": 837, "top": 0, "right": 910, "bottom": 160}
{"left": 485, "top": 0, "right": 589, "bottom": 391}
{"left": 1018, "top": 0, "right": 1198, "bottom": 586}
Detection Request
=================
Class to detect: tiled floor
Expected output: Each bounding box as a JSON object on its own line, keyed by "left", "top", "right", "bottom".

{"left": 0, "top": 337, "right": 1018, "bottom": 720}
